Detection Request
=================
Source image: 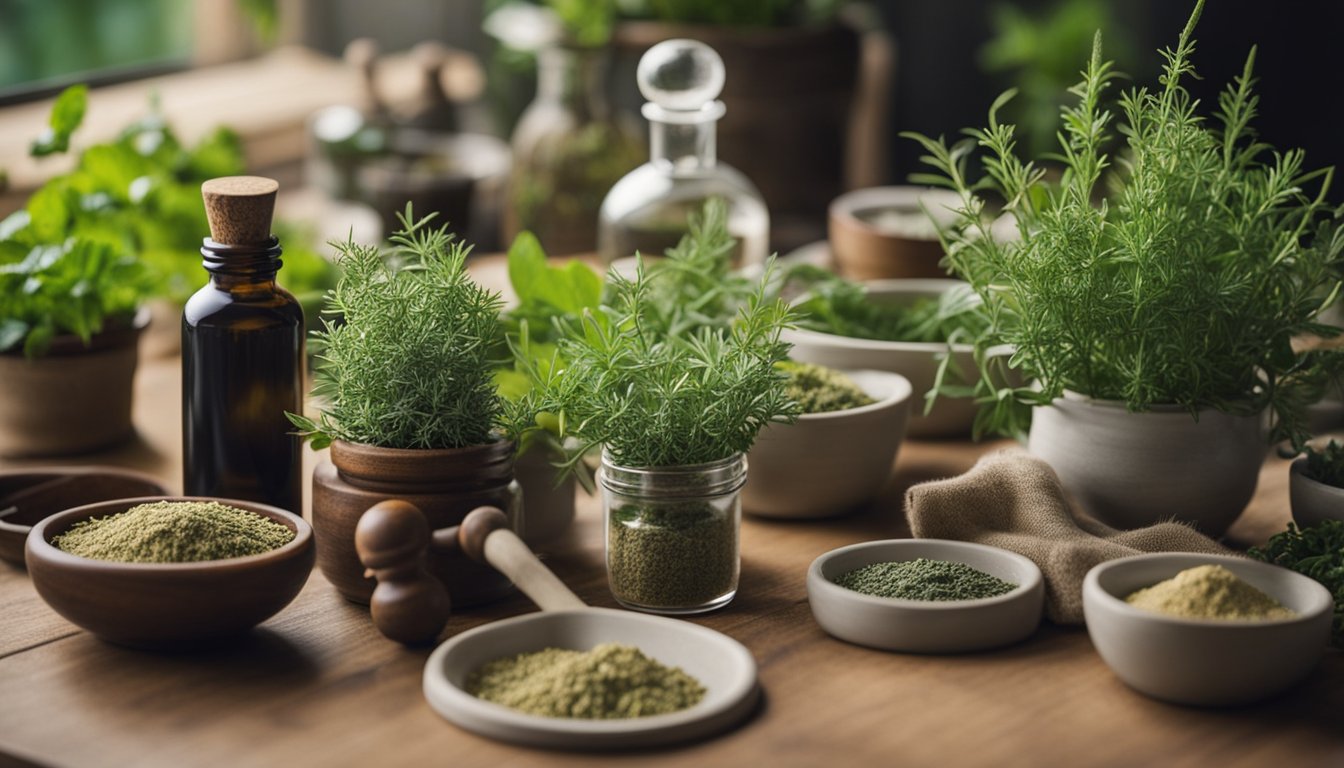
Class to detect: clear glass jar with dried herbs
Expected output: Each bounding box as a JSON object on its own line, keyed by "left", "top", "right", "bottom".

{"left": 600, "top": 452, "right": 744, "bottom": 614}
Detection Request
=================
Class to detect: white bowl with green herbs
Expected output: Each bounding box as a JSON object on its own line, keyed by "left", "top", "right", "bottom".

{"left": 1082, "top": 553, "right": 1332, "bottom": 706}
{"left": 807, "top": 539, "right": 1045, "bottom": 653}
{"left": 743, "top": 366, "right": 912, "bottom": 519}
{"left": 782, "top": 279, "right": 988, "bottom": 438}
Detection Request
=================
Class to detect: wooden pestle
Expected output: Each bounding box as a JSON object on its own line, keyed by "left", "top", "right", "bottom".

{"left": 355, "top": 501, "right": 584, "bottom": 646}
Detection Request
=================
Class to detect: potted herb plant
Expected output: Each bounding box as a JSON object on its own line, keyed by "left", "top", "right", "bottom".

{"left": 0, "top": 88, "right": 154, "bottom": 457}
{"left": 1289, "top": 442, "right": 1344, "bottom": 530}
{"left": 523, "top": 249, "right": 797, "bottom": 614}
{"left": 903, "top": 0, "right": 1344, "bottom": 534}
{"left": 290, "top": 209, "right": 529, "bottom": 606}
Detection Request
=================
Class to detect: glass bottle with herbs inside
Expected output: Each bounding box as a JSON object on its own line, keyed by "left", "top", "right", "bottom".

{"left": 503, "top": 39, "right": 643, "bottom": 255}
{"left": 598, "top": 39, "right": 769, "bottom": 268}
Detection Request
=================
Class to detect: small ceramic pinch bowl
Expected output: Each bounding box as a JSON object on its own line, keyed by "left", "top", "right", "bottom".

{"left": 807, "top": 539, "right": 1044, "bottom": 653}
{"left": 423, "top": 608, "right": 759, "bottom": 750}
{"left": 744, "top": 369, "right": 912, "bottom": 519}
{"left": 26, "top": 496, "right": 315, "bottom": 649}
{"left": 1288, "top": 457, "right": 1344, "bottom": 529}
{"left": 1082, "top": 553, "right": 1332, "bottom": 707}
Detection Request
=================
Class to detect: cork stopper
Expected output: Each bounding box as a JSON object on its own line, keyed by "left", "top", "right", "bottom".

{"left": 201, "top": 176, "right": 279, "bottom": 245}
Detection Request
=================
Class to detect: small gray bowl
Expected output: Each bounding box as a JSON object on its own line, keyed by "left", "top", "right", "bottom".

{"left": 1289, "top": 458, "right": 1344, "bottom": 529}
{"left": 1083, "top": 553, "right": 1332, "bottom": 707}
{"left": 807, "top": 539, "right": 1045, "bottom": 653}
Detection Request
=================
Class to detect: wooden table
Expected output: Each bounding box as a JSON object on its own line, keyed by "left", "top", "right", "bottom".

{"left": 2, "top": 264, "right": 1342, "bottom": 768}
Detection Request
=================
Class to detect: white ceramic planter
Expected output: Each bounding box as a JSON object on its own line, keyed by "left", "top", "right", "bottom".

{"left": 743, "top": 369, "right": 912, "bottom": 518}
{"left": 1027, "top": 393, "right": 1266, "bottom": 535}
{"left": 1288, "top": 458, "right": 1344, "bottom": 529}
{"left": 783, "top": 279, "right": 985, "bottom": 438}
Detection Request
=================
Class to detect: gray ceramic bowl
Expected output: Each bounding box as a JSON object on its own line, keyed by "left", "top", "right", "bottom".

{"left": 1289, "top": 458, "right": 1344, "bottom": 529}
{"left": 807, "top": 539, "right": 1044, "bottom": 653}
{"left": 1082, "top": 553, "right": 1332, "bottom": 706}
{"left": 743, "top": 369, "right": 912, "bottom": 519}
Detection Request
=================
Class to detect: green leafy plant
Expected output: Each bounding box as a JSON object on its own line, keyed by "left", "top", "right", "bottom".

{"left": 1250, "top": 520, "right": 1344, "bottom": 648}
{"left": 289, "top": 209, "right": 525, "bottom": 451}
{"left": 1304, "top": 441, "right": 1344, "bottom": 489}
{"left": 30, "top": 84, "right": 87, "bottom": 157}
{"left": 787, "top": 268, "right": 988, "bottom": 344}
{"left": 522, "top": 255, "right": 798, "bottom": 469}
{"left": 903, "top": 0, "right": 1344, "bottom": 444}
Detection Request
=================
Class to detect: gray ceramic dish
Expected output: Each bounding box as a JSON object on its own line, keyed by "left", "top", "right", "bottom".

{"left": 807, "top": 539, "right": 1045, "bottom": 653}
{"left": 1289, "top": 457, "right": 1344, "bottom": 529}
{"left": 422, "top": 608, "right": 759, "bottom": 750}
{"left": 1082, "top": 553, "right": 1332, "bottom": 706}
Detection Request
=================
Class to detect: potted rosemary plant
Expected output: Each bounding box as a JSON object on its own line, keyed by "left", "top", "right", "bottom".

{"left": 290, "top": 210, "right": 529, "bottom": 606}
{"left": 904, "top": 0, "right": 1344, "bottom": 534}
{"left": 523, "top": 251, "right": 797, "bottom": 614}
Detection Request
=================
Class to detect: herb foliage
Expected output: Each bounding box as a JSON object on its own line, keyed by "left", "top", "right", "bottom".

{"left": 902, "top": 0, "right": 1344, "bottom": 444}
{"left": 290, "top": 209, "right": 522, "bottom": 450}
{"left": 1250, "top": 520, "right": 1344, "bottom": 648}
{"left": 787, "top": 268, "right": 988, "bottom": 344}
{"left": 1304, "top": 441, "right": 1344, "bottom": 490}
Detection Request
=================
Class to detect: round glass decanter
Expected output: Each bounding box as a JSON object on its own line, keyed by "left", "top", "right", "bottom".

{"left": 598, "top": 39, "right": 769, "bottom": 267}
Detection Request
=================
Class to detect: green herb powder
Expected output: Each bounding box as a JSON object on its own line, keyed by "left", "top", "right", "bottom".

{"left": 835, "top": 558, "right": 1017, "bottom": 601}
{"left": 608, "top": 503, "right": 737, "bottom": 609}
{"left": 466, "top": 643, "right": 706, "bottom": 719}
{"left": 779, "top": 361, "right": 875, "bottom": 414}
{"left": 1125, "top": 564, "right": 1295, "bottom": 621}
{"left": 52, "top": 501, "right": 295, "bottom": 563}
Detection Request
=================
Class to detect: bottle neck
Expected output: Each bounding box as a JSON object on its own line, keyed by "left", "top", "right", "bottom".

{"left": 536, "top": 46, "right": 609, "bottom": 121}
{"left": 201, "top": 237, "right": 283, "bottom": 290}
{"left": 648, "top": 117, "right": 717, "bottom": 173}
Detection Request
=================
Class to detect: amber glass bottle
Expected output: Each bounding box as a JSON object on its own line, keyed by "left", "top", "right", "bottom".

{"left": 183, "top": 177, "right": 304, "bottom": 513}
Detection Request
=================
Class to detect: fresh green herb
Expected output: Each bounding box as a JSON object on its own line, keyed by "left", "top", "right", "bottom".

{"left": 548, "top": 0, "right": 613, "bottom": 46}
{"left": 1304, "top": 441, "right": 1344, "bottom": 490}
{"left": 1249, "top": 521, "right": 1344, "bottom": 647}
{"left": 289, "top": 208, "right": 524, "bottom": 451}
{"left": 30, "top": 84, "right": 87, "bottom": 157}
{"left": 903, "top": 0, "right": 1344, "bottom": 445}
{"left": 522, "top": 251, "right": 797, "bottom": 469}
{"left": 787, "top": 268, "right": 988, "bottom": 344}
{"left": 834, "top": 558, "right": 1017, "bottom": 601}
{"left": 779, "top": 361, "right": 873, "bottom": 414}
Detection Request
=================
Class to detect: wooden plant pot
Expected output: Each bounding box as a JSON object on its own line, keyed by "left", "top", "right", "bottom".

{"left": 1027, "top": 393, "right": 1266, "bottom": 535}
{"left": 0, "top": 311, "right": 148, "bottom": 458}
{"left": 312, "top": 439, "right": 520, "bottom": 606}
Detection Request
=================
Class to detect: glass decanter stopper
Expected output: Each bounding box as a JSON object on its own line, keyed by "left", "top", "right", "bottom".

{"left": 598, "top": 39, "right": 769, "bottom": 267}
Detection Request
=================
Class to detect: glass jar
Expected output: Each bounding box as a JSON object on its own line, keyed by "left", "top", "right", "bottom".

{"left": 600, "top": 452, "right": 745, "bottom": 614}
{"left": 504, "top": 45, "right": 643, "bottom": 255}
{"left": 598, "top": 39, "right": 769, "bottom": 267}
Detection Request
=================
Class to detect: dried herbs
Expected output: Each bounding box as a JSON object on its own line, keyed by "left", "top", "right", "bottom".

{"left": 834, "top": 558, "right": 1016, "bottom": 601}
{"left": 780, "top": 361, "right": 874, "bottom": 414}
{"left": 52, "top": 501, "right": 294, "bottom": 563}
{"left": 607, "top": 502, "right": 737, "bottom": 609}
{"left": 1124, "top": 565, "right": 1295, "bottom": 621}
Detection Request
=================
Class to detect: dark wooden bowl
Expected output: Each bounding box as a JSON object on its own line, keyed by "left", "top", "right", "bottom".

{"left": 25, "top": 496, "right": 315, "bottom": 649}
{"left": 0, "top": 468, "right": 169, "bottom": 567}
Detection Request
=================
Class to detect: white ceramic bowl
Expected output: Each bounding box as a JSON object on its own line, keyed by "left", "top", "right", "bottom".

{"left": 782, "top": 279, "right": 984, "bottom": 438}
{"left": 1289, "top": 458, "right": 1344, "bottom": 529}
{"left": 807, "top": 539, "right": 1045, "bottom": 653}
{"left": 423, "top": 608, "right": 759, "bottom": 749}
{"left": 743, "top": 369, "right": 912, "bottom": 519}
{"left": 1083, "top": 553, "right": 1332, "bottom": 706}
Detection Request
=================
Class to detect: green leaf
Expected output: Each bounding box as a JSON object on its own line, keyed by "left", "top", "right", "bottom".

{"left": 507, "top": 230, "right": 602, "bottom": 316}
{"left": 25, "top": 184, "right": 70, "bottom": 242}
{"left": 30, "top": 85, "right": 88, "bottom": 157}
{"left": 22, "top": 322, "right": 55, "bottom": 358}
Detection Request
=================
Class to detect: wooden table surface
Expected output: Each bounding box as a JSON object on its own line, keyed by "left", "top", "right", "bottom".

{"left": 2, "top": 259, "right": 1342, "bottom": 768}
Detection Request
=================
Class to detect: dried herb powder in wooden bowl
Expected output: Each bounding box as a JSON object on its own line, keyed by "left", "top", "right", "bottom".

{"left": 1124, "top": 564, "right": 1296, "bottom": 621}
{"left": 465, "top": 643, "right": 706, "bottom": 719}
{"left": 779, "top": 361, "right": 874, "bottom": 414}
{"left": 51, "top": 501, "right": 295, "bottom": 563}
{"left": 835, "top": 558, "right": 1017, "bottom": 601}
{"left": 608, "top": 503, "right": 737, "bottom": 609}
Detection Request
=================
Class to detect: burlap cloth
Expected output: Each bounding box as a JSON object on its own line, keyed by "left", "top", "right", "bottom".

{"left": 905, "top": 450, "right": 1233, "bottom": 624}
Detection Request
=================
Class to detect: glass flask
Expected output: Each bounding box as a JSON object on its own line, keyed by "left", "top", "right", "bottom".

{"left": 503, "top": 45, "right": 643, "bottom": 256}
{"left": 598, "top": 39, "right": 769, "bottom": 267}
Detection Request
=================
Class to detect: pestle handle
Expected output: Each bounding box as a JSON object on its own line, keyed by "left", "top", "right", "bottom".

{"left": 458, "top": 507, "right": 586, "bottom": 612}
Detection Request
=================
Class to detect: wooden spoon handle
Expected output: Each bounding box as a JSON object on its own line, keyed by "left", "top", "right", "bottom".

{"left": 458, "top": 507, "right": 586, "bottom": 612}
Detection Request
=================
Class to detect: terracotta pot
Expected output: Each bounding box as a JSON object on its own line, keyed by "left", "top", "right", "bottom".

{"left": 0, "top": 310, "right": 148, "bottom": 458}
{"left": 1027, "top": 393, "right": 1266, "bottom": 535}
{"left": 312, "top": 439, "right": 520, "bottom": 606}
{"left": 828, "top": 187, "right": 963, "bottom": 281}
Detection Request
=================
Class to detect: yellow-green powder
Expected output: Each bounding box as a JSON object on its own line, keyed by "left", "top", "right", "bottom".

{"left": 465, "top": 643, "right": 706, "bottom": 719}
{"left": 1125, "top": 564, "right": 1296, "bottom": 621}
{"left": 52, "top": 501, "right": 294, "bottom": 563}
{"left": 779, "top": 361, "right": 874, "bottom": 414}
